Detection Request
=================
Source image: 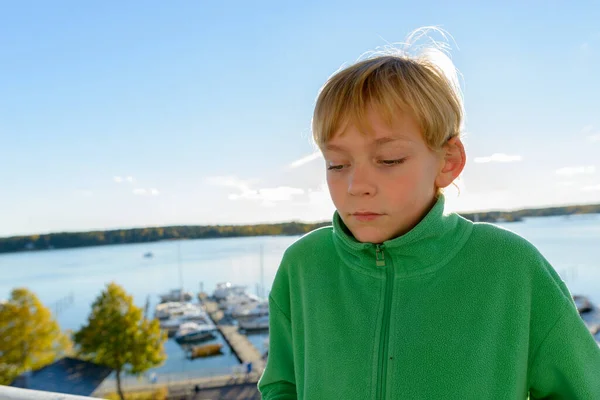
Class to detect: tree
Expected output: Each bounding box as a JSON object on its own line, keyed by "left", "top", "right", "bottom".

{"left": 74, "top": 282, "right": 166, "bottom": 400}
{"left": 0, "top": 288, "right": 73, "bottom": 385}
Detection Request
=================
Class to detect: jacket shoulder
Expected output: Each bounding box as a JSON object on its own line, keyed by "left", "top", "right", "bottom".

{"left": 469, "top": 221, "right": 572, "bottom": 300}
{"left": 282, "top": 225, "right": 334, "bottom": 261}
{"left": 470, "top": 222, "right": 541, "bottom": 257}
{"left": 269, "top": 225, "right": 334, "bottom": 308}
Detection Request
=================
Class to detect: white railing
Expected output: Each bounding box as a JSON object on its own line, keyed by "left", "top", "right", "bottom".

{"left": 0, "top": 385, "right": 101, "bottom": 400}
{"left": 93, "top": 361, "right": 265, "bottom": 395}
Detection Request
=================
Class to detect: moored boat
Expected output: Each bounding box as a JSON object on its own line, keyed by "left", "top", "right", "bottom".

{"left": 186, "top": 343, "right": 223, "bottom": 359}
{"left": 159, "top": 289, "right": 193, "bottom": 303}
{"left": 174, "top": 322, "right": 217, "bottom": 344}
{"left": 238, "top": 315, "right": 269, "bottom": 332}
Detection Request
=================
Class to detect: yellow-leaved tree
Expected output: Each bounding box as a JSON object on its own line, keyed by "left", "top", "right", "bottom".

{"left": 0, "top": 288, "right": 73, "bottom": 385}
{"left": 74, "top": 282, "right": 166, "bottom": 400}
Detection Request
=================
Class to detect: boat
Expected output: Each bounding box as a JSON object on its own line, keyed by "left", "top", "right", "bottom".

{"left": 574, "top": 295, "right": 594, "bottom": 314}
{"left": 573, "top": 295, "right": 600, "bottom": 343}
{"left": 231, "top": 301, "right": 269, "bottom": 321}
{"left": 155, "top": 302, "right": 184, "bottom": 320}
{"left": 238, "top": 315, "right": 269, "bottom": 332}
{"left": 213, "top": 282, "right": 247, "bottom": 301}
{"left": 143, "top": 252, "right": 153, "bottom": 258}
{"left": 156, "top": 302, "right": 213, "bottom": 337}
{"left": 175, "top": 329, "right": 216, "bottom": 344}
{"left": 262, "top": 336, "right": 269, "bottom": 360}
{"left": 174, "top": 322, "right": 217, "bottom": 344}
{"left": 186, "top": 343, "right": 223, "bottom": 359}
{"left": 159, "top": 309, "right": 213, "bottom": 336}
{"left": 159, "top": 289, "right": 193, "bottom": 303}
{"left": 220, "top": 292, "right": 261, "bottom": 312}
{"left": 160, "top": 312, "right": 212, "bottom": 330}
{"left": 155, "top": 302, "right": 200, "bottom": 320}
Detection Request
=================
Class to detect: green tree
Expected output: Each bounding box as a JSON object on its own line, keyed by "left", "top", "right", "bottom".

{"left": 0, "top": 288, "right": 73, "bottom": 385}
{"left": 74, "top": 282, "right": 166, "bottom": 400}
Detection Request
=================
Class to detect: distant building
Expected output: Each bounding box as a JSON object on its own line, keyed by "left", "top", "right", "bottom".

{"left": 10, "top": 357, "right": 113, "bottom": 397}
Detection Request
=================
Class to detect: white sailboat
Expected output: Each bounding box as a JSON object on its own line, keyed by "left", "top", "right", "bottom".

{"left": 238, "top": 315, "right": 269, "bottom": 332}
{"left": 175, "top": 322, "right": 217, "bottom": 344}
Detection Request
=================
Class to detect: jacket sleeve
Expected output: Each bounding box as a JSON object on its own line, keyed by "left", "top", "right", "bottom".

{"left": 257, "top": 251, "right": 298, "bottom": 399}
{"left": 257, "top": 296, "right": 297, "bottom": 399}
{"left": 528, "top": 301, "right": 600, "bottom": 399}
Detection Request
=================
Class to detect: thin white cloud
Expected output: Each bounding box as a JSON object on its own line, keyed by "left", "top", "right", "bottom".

{"left": 473, "top": 153, "right": 523, "bottom": 163}
{"left": 288, "top": 151, "right": 322, "bottom": 168}
{"left": 588, "top": 134, "right": 600, "bottom": 142}
{"left": 132, "top": 188, "right": 160, "bottom": 196}
{"left": 582, "top": 125, "right": 600, "bottom": 142}
{"left": 555, "top": 166, "right": 596, "bottom": 177}
{"left": 114, "top": 176, "right": 135, "bottom": 184}
{"left": 205, "top": 176, "right": 258, "bottom": 192}
{"left": 207, "top": 175, "right": 304, "bottom": 205}
{"left": 229, "top": 186, "right": 304, "bottom": 202}
{"left": 582, "top": 125, "right": 594, "bottom": 134}
{"left": 556, "top": 181, "right": 575, "bottom": 188}
{"left": 307, "top": 184, "right": 331, "bottom": 205}
{"left": 582, "top": 184, "right": 600, "bottom": 192}
{"left": 289, "top": 183, "right": 335, "bottom": 216}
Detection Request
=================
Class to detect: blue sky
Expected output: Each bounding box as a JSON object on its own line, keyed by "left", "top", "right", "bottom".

{"left": 1, "top": 1, "right": 599, "bottom": 237}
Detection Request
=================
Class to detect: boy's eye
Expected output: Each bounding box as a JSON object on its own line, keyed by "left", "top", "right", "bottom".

{"left": 327, "top": 164, "right": 345, "bottom": 171}
{"left": 379, "top": 158, "right": 406, "bottom": 166}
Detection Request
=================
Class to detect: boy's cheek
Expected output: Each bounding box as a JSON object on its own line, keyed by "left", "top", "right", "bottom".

{"left": 328, "top": 182, "right": 347, "bottom": 200}
{"left": 326, "top": 178, "right": 342, "bottom": 194}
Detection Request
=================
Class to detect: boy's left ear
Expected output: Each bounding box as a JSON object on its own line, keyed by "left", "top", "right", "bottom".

{"left": 435, "top": 137, "right": 466, "bottom": 189}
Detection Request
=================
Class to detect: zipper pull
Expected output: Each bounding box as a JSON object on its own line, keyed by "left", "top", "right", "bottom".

{"left": 375, "top": 245, "right": 386, "bottom": 267}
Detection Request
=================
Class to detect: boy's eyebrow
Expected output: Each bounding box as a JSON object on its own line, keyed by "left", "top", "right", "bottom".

{"left": 324, "top": 143, "right": 346, "bottom": 152}
{"left": 372, "top": 136, "right": 412, "bottom": 146}
{"left": 325, "top": 136, "right": 412, "bottom": 152}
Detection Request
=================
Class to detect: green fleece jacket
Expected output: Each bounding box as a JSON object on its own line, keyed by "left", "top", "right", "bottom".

{"left": 257, "top": 195, "right": 600, "bottom": 399}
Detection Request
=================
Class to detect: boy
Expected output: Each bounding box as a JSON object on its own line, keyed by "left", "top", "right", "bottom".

{"left": 257, "top": 39, "right": 600, "bottom": 399}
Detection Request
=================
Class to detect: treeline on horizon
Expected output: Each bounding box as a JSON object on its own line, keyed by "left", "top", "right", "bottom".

{"left": 1, "top": 202, "right": 600, "bottom": 254}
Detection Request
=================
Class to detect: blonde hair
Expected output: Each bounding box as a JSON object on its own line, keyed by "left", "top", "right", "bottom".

{"left": 312, "top": 28, "right": 463, "bottom": 151}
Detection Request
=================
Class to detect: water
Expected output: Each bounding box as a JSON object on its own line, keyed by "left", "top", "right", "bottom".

{"left": 1, "top": 215, "right": 599, "bottom": 379}
{"left": 0, "top": 235, "right": 295, "bottom": 379}
{"left": 495, "top": 214, "right": 600, "bottom": 297}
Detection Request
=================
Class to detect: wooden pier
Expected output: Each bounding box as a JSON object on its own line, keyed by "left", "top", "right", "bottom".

{"left": 94, "top": 299, "right": 266, "bottom": 398}
{"left": 202, "top": 299, "right": 263, "bottom": 365}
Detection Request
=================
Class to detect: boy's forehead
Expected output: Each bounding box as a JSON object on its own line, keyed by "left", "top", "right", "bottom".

{"left": 326, "top": 119, "right": 416, "bottom": 149}
{"left": 324, "top": 134, "right": 414, "bottom": 153}
{"left": 329, "top": 107, "right": 420, "bottom": 142}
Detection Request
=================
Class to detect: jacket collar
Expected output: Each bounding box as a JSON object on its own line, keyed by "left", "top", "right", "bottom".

{"left": 332, "top": 195, "right": 473, "bottom": 278}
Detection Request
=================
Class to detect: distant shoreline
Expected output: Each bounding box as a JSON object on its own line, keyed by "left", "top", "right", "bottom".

{"left": 1, "top": 203, "right": 599, "bottom": 254}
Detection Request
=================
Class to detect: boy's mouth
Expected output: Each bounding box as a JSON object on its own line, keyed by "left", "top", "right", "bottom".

{"left": 351, "top": 212, "right": 383, "bottom": 222}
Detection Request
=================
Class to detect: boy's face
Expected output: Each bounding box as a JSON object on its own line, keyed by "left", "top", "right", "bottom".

{"left": 324, "top": 108, "right": 456, "bottom": 243}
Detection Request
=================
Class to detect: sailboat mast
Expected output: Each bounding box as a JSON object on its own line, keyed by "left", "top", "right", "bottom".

{"left": 260, "top": 244, "right": 265, "bottom": 299}
{"left": 178, "top": 241, "right": 183, "bottom": 302}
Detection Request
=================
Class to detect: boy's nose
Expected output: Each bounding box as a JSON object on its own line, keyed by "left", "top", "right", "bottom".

{"left": 347, "top": 167, "right": 376, "bottom": 197}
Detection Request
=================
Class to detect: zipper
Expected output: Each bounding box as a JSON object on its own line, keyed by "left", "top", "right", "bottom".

{"left": 375, "top": 244, "right": 394, "bottom": 400}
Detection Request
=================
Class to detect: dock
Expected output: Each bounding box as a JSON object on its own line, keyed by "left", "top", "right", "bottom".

{"left": 202, "top": 299, "right": 264, "bottom": 365}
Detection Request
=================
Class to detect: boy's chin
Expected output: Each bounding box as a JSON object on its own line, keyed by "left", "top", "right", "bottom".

{"left": 349, "top": 226, "right": 395, "bottom": 244}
